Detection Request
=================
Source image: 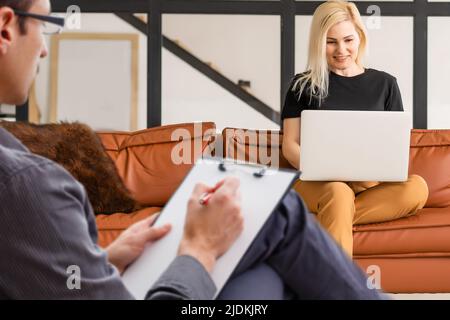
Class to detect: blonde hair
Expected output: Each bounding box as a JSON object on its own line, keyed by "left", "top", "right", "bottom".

{"left": 293, "top": 0, "right": 368, "bottom": 105}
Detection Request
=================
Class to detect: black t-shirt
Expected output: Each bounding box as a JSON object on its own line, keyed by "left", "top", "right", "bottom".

{"left": 281, "top": 68, "right": 404, "bottom": 120}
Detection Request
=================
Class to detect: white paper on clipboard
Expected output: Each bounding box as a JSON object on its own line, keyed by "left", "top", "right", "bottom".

{"left": 121, "top": 157, "right": 299, "bottom": 299}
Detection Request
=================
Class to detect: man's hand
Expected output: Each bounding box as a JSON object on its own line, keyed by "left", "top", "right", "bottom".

{"left": 106, "top": 214, "right": 171, "bottom": 274}
{"left": 178, "top": 177, "right": 244, "bottom": 273}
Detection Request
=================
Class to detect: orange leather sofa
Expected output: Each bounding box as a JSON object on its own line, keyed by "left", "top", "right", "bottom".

{"left": 95, "top": 122, "right": 216, "bottom": 247}
{"left": 95, "top": 123, "right": 450, "bottom": 293}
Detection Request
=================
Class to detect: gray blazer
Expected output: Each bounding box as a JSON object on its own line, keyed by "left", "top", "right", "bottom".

{"left": 0, "top": 128, "right": 215, "bottom": 299}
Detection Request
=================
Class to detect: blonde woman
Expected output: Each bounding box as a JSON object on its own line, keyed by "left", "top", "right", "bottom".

{"left": 281, "top": 0, "right": 428, "bottom": 257}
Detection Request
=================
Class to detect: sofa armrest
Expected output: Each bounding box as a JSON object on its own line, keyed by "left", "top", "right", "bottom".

{"left": 222, "top": 127, "right": 295, "bottom": 169}
{"left": 97, "top": 122, "right": 217, "bottom": 207}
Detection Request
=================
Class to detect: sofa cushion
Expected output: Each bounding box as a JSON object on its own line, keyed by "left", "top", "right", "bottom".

{"left": 97, "top": 122, "right": 216, "bottom": 207}
{"left": 353, "top": 206, "right": 450, "bottom": 256}
{"left": 222, "top": 127, "right": 294, "bottom": 169}
{"left": 0, "top": 121, "right": 140, "bottom": 215}
{"left": 96, "top": 207, "right": 161, "bottom": 248}
{"left": 409, "top": 129, "right": 450, "bottom": 207}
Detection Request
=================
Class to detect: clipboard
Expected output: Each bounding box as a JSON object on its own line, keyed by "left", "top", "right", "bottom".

{"left": 121, "top": 157, "right": 300, "bottom": 299}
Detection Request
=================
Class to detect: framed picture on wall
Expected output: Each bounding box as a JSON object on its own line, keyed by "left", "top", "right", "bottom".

{"left": 49, "top": 33, "right": 139, "bottom": 131}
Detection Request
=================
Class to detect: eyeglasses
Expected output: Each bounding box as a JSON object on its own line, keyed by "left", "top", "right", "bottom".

{"left": 13, "top": 9, "right": 65, "bottom": 35}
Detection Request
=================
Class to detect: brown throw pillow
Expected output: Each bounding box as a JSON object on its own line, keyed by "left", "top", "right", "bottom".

{"left": 0, "top": 121, "right": 140, "bottom": 215}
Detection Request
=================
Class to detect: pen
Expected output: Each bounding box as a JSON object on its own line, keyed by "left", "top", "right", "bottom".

{"left": 198, "top": 180, "right": 225, "bottom": 206}
{"left": 199, "top": 192, "right": 213, "bottom": 205}
{"left": 199, "top": 185, "right": 220, "bottom": 206}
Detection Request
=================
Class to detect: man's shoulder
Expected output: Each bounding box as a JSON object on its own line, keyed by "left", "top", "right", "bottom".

{"left": 0, "top": 143, "right": 53, "bottom": 187}
{"left": 0, "top": 132, "right": 92, "bottom": 229}
{"left": 0, "top": 128, "right": 54, "bottom": 188}
{"left": 0, "top": 128, "right": 86, "bottom": 206}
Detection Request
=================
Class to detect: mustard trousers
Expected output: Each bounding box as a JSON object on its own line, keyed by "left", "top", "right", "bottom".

{"left": 292, "top": 175, "right": 429, "bottom": 257}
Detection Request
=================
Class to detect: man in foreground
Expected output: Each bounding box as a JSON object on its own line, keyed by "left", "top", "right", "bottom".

{"left": 0, "top": 0, "right": 383, "bottom": 299}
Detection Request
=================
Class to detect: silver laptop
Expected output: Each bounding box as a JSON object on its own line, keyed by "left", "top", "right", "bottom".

{"left": 300, "top": 110, "right": 412, "bottom": 182}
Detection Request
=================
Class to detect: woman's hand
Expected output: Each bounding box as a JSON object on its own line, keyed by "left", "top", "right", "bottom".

{"left": 106, "top": 214, "right": 171, "bottom": 274}
{"left": 282, "top": 117, "right": 302, "bottom": 169}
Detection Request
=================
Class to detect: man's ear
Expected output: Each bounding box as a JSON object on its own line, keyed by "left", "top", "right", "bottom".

{"left": 0, "top": 7, "right": 16, "bottom": 55}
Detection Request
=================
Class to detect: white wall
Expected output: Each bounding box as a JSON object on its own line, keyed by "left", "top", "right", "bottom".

{"left": 162, "top": 49, "right": 279, "bottom": 130}
{"left": 34, "top": 12, "right": 438, "bottom": 131}
{"left": 35, "top": 13, "right": 148, "bottom": 130}
{"left": 35, "top": 13, "right": 281, "bottom": 131}
{"left": 162, "top": 14, "right": 281, "bottom": 111}
{"left": 428, "top": 17, "right": 450, "bottom": 129}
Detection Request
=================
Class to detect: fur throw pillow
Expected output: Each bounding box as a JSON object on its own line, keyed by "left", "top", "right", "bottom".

{"left": 0, "top": 121, "right": 140, "bottom": 215}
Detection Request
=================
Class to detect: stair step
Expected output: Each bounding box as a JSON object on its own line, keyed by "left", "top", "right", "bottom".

{"left": 134, "top": 14, "right": 148, "bottom": 23}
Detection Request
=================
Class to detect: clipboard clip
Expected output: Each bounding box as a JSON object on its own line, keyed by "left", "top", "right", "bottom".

{"left": 218, "top": 160, "right": 266, "bottom": 178}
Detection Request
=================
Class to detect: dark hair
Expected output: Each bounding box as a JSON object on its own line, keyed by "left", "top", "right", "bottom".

{"left": 0, "top": 0, "right": 34, "bottom": 34}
